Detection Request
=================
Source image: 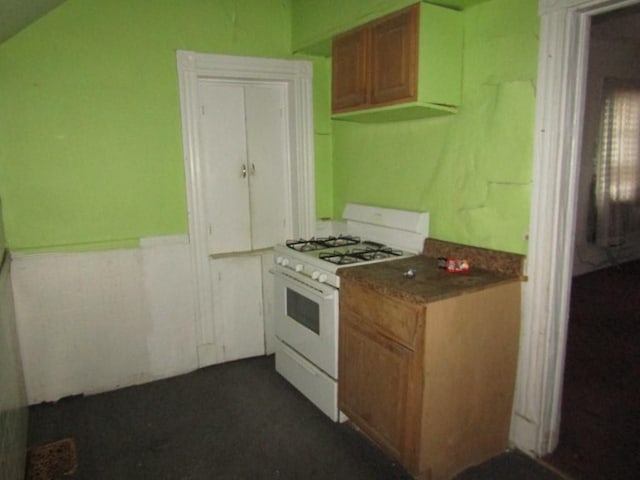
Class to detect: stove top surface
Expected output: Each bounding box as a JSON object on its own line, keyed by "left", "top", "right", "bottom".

{"left": 275, "top": 233, "right": 418, "bottom": 289}
{"left": 275, "top": 204, "right": 428, "bottom": 287}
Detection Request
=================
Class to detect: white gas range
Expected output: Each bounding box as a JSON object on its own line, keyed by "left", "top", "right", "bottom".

{"left": 271, "top": 203, "right": 429, "bottom": 421}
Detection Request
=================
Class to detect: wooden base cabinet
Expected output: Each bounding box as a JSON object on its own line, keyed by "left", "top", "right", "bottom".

{"left": 339, "top": 279, "right": 521, "bottom": 480}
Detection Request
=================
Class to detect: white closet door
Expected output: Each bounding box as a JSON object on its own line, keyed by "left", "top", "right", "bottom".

{"left": 210, "top": 256, "right": 265, "bottom": 362}
{"left": 244, "top": 84, "right": 289, "bottom": 250}
{"left": 198, "top": 80, "right": 251, "bottom": 255}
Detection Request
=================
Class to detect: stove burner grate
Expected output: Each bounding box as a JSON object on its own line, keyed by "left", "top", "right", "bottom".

{"left": 286, "top": 238, "right": 327, "bottom": 252}
{"left": 286, "top": 235, "right": 360, "bottom": 252}
{"left": 318, "top": 246, "right": 403, "bottom": 265}
{"left": 319, "top": 235, "right": 361, "bottom": 247}
{"left": 318, "top": 251, "right": 364, "bottom": 265}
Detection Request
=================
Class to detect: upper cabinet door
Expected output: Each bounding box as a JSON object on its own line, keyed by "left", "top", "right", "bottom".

{"left": 198, "top": 81, "right": 252, "bottom": 255}
{"left": 244, "top": 83, "right": 289, "bottom": 251}
{"left": 332, "top": 28, "right": 369, "bottom": 113}
{"left": 370, "top": 4, "right": 418, "bottom": 106}
{"left": 198, "top": 80, "right": 289, "bottom": 255}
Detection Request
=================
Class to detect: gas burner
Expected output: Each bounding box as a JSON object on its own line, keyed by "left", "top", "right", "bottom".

{"left": 319, "top": 250, "right": 365, "bottom": 265}
{"left": 356, "top": 246, "right": 403, "bottom": 261}
{"left": 317, "top": 235, "right": 361, "bottom": 247}
{"left": 286, "top": 238, "right": 328, "bottom": 252}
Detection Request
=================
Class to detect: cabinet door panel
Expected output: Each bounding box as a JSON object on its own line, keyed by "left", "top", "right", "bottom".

{"left": 244, "top": 84, "right": 289, "bottom": 250}
{"left": 198, "top": 81, "right": 251, "bottom": 255}
{"left": 332, "top": 28, "right": 368, "bottom": 112}
{"left": 339, "top": 315, "right": 410, "bottom": 459}
{"left": 370, "top": 5, "right": 418, "bottom": 106}
{"left": 210, "top": 255, "right": 265, "bottom": 362}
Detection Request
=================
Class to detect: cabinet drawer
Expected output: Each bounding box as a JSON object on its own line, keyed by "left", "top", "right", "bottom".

{"left": 341, "top": 281, "right": 423, "bottom": 349}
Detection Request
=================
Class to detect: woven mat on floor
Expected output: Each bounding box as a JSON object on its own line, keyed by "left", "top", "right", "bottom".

{"left": 27, "top": 438, "right": 77, "bottom": 480}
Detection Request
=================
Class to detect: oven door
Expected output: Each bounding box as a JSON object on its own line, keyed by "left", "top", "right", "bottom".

{"left": 272, "top": 268, "right": 339, "bottom": 379}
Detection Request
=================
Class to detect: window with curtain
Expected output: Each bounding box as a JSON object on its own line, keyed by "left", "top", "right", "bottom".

{"left": 592, "top": 78, "right": 640, "bottom": 247}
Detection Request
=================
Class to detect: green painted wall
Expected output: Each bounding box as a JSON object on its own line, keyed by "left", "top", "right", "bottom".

{"left": 1, "top": 0, "right": 538, "bottom": 255}
{"left": 0, "top": 0, "right": 293, "bottom": 252}
{"left": 331, "top": 0, "right": 538, "bottom": 254}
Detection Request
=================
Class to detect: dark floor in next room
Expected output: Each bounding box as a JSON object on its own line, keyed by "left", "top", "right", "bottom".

{"left": 28, "top": 355, "right": 563, "bottom": 480}
{"left": 542, "top": 259, "right": 640, "bottom": 480}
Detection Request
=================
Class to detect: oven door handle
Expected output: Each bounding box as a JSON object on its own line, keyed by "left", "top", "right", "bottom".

{"left": 270, "top": 268, "right": 336, "bottom": 298}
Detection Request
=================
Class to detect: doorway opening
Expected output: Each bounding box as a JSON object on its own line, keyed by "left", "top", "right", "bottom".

{"left": 542, "top": 5, "right": 640, "bottom": 479}
{"left": 512, "top": 0, "right": 640, "bottom": 460}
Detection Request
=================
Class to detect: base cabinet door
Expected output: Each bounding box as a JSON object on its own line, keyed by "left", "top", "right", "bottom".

{"left": 339, "top": 280, "right": 425, "bottom": 470}
{"left": 210, "top": 255, "right": 265, "bottom": 363}
{"left": 339, "top": 314, "right": 411, "bottom": 459}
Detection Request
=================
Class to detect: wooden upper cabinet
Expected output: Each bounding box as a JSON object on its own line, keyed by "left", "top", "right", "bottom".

{"left": 369, "top": 4, "right": 418, "bottom": 106}
{"left": 331, "top": 3, "right": 462, "bottom": 122}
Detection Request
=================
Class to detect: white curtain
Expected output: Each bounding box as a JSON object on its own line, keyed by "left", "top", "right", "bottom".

{"left": 594, "top": 79, "right": 640, "bottom": 247}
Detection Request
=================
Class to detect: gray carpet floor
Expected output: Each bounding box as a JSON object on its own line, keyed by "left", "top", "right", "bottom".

{"left": 28, "top": 355, "right": 564, "bottom": 480}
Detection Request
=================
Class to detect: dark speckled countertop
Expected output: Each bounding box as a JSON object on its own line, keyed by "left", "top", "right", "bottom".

{"left": 338, "top": 255, "right": 520, "bottom": 305}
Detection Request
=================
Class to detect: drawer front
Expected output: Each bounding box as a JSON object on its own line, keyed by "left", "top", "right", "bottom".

{"left": 341, "top": 280, "right": 423, "bottom": 349}
{"left": 275, "top": 341, "right": 339, "bottom": 421}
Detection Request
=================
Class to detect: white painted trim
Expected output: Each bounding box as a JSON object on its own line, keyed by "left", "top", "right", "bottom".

{"left": 176, "top": 51, "right": 315, "bottom": 367}
{"left": 513, "top": 0, "right": 640, "bottom": 456}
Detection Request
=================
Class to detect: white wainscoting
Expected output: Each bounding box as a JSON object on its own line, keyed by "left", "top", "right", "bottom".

{"left": 11, "top": 235, "right": 198, "bottom": 404}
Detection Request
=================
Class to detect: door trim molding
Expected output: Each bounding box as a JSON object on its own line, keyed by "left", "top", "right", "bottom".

{"left": 176, "top": 51, "right": 316, "bottom": 366}
{"left": 512, "top": 0, "right": 640, "bottom": 456}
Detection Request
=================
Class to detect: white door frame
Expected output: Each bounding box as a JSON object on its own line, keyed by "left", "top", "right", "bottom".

{"left": 176, "top": 51, "right": 316, "bottom": 367}
{"left": 512, "top": 0, "right": 640, "bottom": 456}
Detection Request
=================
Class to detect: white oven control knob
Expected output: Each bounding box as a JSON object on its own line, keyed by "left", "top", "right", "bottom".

{"left": 318, "top": 273, "right": 328, "bottom": 283}
{"left": 275, "top": 256, "right": 284, "bottom": 265}
{"left": 311, "top": 270, "right": 320, "bottom": 280}
{"left": 295, "top": 264, "right": 303, "bottom": 272}
{"left": 281, "top": 258, "right": 290, "bottom": 267}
